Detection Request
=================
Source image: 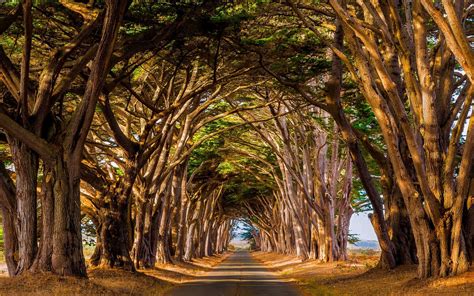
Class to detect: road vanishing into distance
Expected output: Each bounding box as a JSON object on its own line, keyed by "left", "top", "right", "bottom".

{"left": 169, "top": 251, "right": 301, "bottom": 296}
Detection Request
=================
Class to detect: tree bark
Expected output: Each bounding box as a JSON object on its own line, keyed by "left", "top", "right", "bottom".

{"left": 9, "top": 139, "right": 38, "bottom": 274}
{"left": 30, "top": 165, "right": 54, "bottom": 272}
{"left": 0, "top": 207, "right": 18, "bottom": 276}
{"left": 95, "top": 184, "right": 134, "bottom": 271}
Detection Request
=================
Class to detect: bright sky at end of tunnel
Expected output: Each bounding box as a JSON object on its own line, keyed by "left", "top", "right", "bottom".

{"left": 230, "top": 213, "right": 378, "bottom": 246}
{"left": 349, "top": 212, "right": 378, "bottom": 241}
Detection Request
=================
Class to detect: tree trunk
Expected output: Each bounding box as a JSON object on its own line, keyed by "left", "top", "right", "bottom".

{"left": 0, "top": 207, "right": 18, "bottom": 276}
{"left": 50, "top": 156, "right": 87, "bottom": 277}
{"left": 137, "top": 210, "right": 160, "bottom": 268}
{"left": 464, "top": 174, "right": 474, "bottom": 262}
{"left": 10, "top": 139, "right": 38, "bottom": 274}
{"left": 30, "top": 165, "right": 54, "bottom": 272}
{"left": 0, "top": 162, "right": 18, "bottom": 276}
{"left": 94, "top": 183, "right": 134, "bottom": 271}
{"left": 174, "top": 174, "right": 188, "bottom": 261}
{"left": 383, "top": 181, "right": 418, "bottom": 265}
{"left": 90, "top": 220, "right": 103, "bottom": 266}
{"left": 156, "top": 190, "right": 173, "bottom": 264}
{"left": 132, "top": 199, "right": 147, "bottom": 269}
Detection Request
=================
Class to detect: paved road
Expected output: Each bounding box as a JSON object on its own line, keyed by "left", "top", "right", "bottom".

{"left": 169, "top": 251, "right": 300, "bottom": 296}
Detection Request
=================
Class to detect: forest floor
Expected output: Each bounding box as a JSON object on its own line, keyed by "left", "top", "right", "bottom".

{"left": 253, "top": 251, "right": 474, "bottom": 295}
{"left": 0, "top": 253, "right": 230, "bottom": 295}
{"left": 1, "top": 250, "right": 473, "bottom": 295}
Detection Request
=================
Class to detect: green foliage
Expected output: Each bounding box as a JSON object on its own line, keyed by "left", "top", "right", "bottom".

{"left": 348, "top": 233, "right": 360, "bottom": 245}
{"left": 188, "top": 119, "right": 230, "bottom": 173}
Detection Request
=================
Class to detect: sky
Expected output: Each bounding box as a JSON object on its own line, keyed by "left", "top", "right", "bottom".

{"left": 349, "top": 212, "right": 378, "bottom": 241}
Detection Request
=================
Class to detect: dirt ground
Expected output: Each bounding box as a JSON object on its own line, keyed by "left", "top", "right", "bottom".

{"left": 253, "top": 251, "right": 474, "bottom": 296}
{"left": 0, "top": 254, "right": 229, "bottom": 296}
{"left": 1, "top": 251, "right": 473, "bottom": 295}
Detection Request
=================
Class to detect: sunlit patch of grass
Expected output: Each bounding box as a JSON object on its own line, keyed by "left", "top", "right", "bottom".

{"left": 300, "top": 279, "right": 335, "bottom": 296}
{"left": 0, "top": 252, "right": 232, "bottom": 295}
{"left": 253, "top": 251, "right": 474, "bottom": 296}
{"left": 82, "top": 244, "right": 95, "bottom": 259}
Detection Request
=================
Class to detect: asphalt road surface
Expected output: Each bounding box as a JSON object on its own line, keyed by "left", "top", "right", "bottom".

{"left": 169, "top": 251, "right": 300, "bottom": 296}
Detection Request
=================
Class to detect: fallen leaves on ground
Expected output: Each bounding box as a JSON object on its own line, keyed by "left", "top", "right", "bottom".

{"left": 0, "top": 253, "right": 229, "bottom": 296}
{"left": 253, "top": 251, "right": 474, "bottom": 296}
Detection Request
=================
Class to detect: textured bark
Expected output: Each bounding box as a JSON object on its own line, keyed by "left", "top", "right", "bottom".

{"left": 30, "top": 166, "right": 54, "bottom": 273}
{"left": 91, "top": 168, "right": 136, "bottom": 271}
{"left": 131, "top": 199, "right": 147, "bottom": 269}
{"left": 0, "top": 207, "right": 18, "bottom": 276}
{"left": 96, "top": 189, "right": 134, "bottom": 270}
{"left": 10, "top": 140, "right": 38, "bottom": 274}
{"left": 0, "top": 162, "right": 18, "bottom": 276}
{"left": 326, "top": 0, "right": 473, "bottom": 277}
{"left": 174, "top": 169, "right": 189, "bottom": 261}
{"left": 136, "top": 211, "right": 160, "bottom": 268}
{"left": 382, "top": 175, "right": 418, "bottom": 265}
{"left": 156, "top": 181, "right": 173, "bottom": 264}
{"left": 50, "top": 157, "right": 87, "bottom": 276}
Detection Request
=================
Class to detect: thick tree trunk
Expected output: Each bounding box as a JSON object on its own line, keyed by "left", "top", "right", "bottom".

{"left": 464, "top": 175, "right": 474, "bottom": 262}
{"left": 132, "top": 199, "right": 147, "bottom": 269}
{"left": 50, "top": 157, "right": 87, "bottom": 277}
{"left": 10, "top": 140, "right": 38, "bottom": 274}
{"left": 336, "top": 208, "right": 352, "bottom": 261}
{"left": 464, "top": 199, "right": 474, "bottom": 263}
{"left": 0, "top": 207, "right": 18, "bottom": 275}
{"left": 156, "top": 192, "right": 173, "bottom": 264}
{"left": 0, "top": 162, "right": 18, "bottom": 276}
{"left": 174, "top": 201, "right": 188, "bottom": 261}
{"left": 383, "top": 182, "right": 417, "bottom": 265}
{"left": 174, "top": 174, "right": 188, "bottom": 261}
{"left": 30, "top": 166, "right": 54, "bottom": 272}
{"left": 94, "top": 184, "right": 134, "bottom": 271}
{"left": 184, "top": 222, "right": 198, "bottom": 261}
{"left": 135, "top": 211, "right": 160, "bottom": 268}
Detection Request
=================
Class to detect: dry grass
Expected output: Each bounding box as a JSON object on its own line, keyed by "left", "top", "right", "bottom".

{"left": 253, "top": 251, "right": 474, "bottom": 296}
{"left": 0, "top": 253, "right": 229, "bottom": 296}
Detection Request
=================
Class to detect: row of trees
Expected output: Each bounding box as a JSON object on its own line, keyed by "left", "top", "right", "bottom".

{"left": 283, "top": 0, "right": 474, "bottom": 278}
{"left": 240, "top": 102, "right": 354, "bottom": 262}
{"left": 0, "top": 0, "right": 472, "bottom": 281}
{"left": 0, "top": 0, "right": 248, "bottom": 276}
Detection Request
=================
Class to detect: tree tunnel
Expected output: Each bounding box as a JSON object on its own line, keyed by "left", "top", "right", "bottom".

{"left": 0, "top": 0, "right": 473, "bottom": 283}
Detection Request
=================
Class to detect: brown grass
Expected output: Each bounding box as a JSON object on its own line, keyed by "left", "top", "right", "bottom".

{"left": 253, "top": 251, "right": 474, "bottom": 296}
{"left": 0, "top": 253, "right": 229, "bottom": 296}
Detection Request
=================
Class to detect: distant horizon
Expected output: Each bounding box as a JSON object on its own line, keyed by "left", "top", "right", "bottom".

{"left": 230, "top": 212, "right": 379, "bottom": 246}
